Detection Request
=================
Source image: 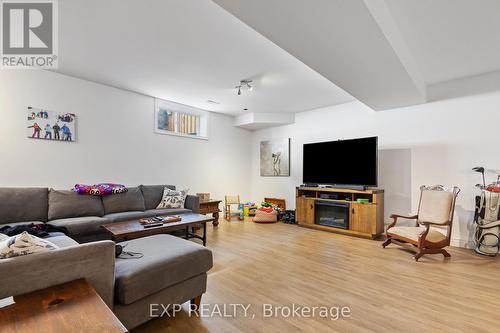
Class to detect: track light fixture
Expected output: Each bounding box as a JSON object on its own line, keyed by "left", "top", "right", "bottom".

{"left": 236, "top": 79, "right": 253, "bottom": 95}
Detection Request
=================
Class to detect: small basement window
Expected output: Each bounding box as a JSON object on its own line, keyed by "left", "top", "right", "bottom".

{"left": 154, "top": 98, "right": 209, "bottom": 139}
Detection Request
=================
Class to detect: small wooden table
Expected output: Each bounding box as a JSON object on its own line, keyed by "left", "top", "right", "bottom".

{"left": 101, "top": 213, "right": 214, "bottom": 245}
{"left": 0, "top": 279, "right": 127, "bottom": 333}
{"left": 199, "top": 200, "right": 222, "bottom": 226}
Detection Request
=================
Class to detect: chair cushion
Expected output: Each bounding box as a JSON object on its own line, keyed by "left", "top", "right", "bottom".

{"left": 0, "top": 188, "right": 48, "bottom": 224}
{"left": 102, "top": 187, "right": 145, "bottom": 214}
{"left": 48, "top": 189, "right": 104, "bottom": 220}
{"left": 418, "top": 190, "right": 454, "bottom": 224}
{"left": 140, "top": 185, "right": 176, "bottom": 210}
{"left": 115, "top": 234, "right": 213, "bottom": 305}
{"left": 49, "top": 216, "right": 109, "bottom": 237}
{"left": 387, "top": 226, "right": 447, "bottom": 243}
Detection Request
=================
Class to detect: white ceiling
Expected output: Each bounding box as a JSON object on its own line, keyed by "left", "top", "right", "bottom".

{"left": 54, "top": 0, "right": 500, "bottom": 121}
{"left": 54, "top": 0, "right": 353, "bottom": 116}
{"left": 214, "top": 0, "right": 500, "bottom": 110}
{"left": 213, "top": 0, "right": 428, "bottom": 111}
{"left": 385, "top": 0, "right": 500, "bottom": 85}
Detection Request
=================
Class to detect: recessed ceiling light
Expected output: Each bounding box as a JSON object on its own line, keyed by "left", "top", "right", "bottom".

{"left": 207, "top": 100, "right": 220, "bottom": 105}
{"left": 243, "top": 108, "right": 248, "bottom": 111}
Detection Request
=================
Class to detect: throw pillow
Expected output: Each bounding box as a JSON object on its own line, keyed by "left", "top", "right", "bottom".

{"left": 0, "top": 231, "right": 59, "bottom": 259}
{"left": 156, "top": 188, "right": 189, "bottom": 209}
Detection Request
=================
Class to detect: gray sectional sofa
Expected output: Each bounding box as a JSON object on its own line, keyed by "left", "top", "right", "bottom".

{"left": 0, "top": 185, "right": 212, "bottom": 330}
{"left": 0, "top": 184, "right": 200, "bottom": 243}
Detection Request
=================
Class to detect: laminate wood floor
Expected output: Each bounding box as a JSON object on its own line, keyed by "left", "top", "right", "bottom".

{"left": 133, "top": 218, "right": 500, "bottom": 333}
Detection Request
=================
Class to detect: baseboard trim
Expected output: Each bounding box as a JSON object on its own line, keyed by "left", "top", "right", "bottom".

{"left": 450, "top": 238, "right": 474, "bottom": 249}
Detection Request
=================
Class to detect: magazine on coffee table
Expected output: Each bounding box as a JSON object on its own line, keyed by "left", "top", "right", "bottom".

{"left": 139, "top": 215, "right": 182, "bottom": 225}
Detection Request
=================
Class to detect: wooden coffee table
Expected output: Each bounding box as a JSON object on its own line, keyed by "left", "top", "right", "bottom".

{"left": 101, "top": 213, "right": 214, "bottom": 246}
{"left": 0, "top": 279, "right": 127, "bottom": 333}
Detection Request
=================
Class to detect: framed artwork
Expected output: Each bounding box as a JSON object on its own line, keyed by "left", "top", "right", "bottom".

{"left": 260, "top": 138, "right": 290, "bottom": 176}
{"left": 27, "top": 107, "right": 76, "bottom": 142}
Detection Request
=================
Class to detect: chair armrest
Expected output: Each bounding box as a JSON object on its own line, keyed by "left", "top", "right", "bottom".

{"left": 420, "top": 220, "right": 451, "bottom": 226}
{"left": 417, "top": 222, "right": 451, "bottom": 246}
{"left": 0, "top": 240, "right": 115, "bottom": 308}
{"left": 387, "top": 214, "right": 419, "bottom": 229}
{"left": 185, "top": 195, "right": 200, "bottom": 213}
{"left": 390, "top": 214, "right": 418, "bottom": 220}
{"left": 417, "top": 223, "right": 434, "bottom": 246}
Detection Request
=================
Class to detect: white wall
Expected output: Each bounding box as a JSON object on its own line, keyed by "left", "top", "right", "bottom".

{"left": 250, "top": 92, "right": 500, "bottom": 247}
{"left": 3, "top": 70, "right": 500, "bottom": 248}
{"left": 0, "top": 70, "right": 252, "bottom": 201}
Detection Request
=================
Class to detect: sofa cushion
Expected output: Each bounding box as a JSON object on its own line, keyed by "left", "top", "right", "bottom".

{"left": 103, "top": 211, "right": 150, "bottom": 223}
{"left": 48, "top": 189, "right": 104, "bottom": 220}
{"left": 104, "top": 209, "right": 190, "bottom": 223}
{"left": 0, "top": 221, "right": 44, "bottom": 228}
{"left": 102, "top": 187, "right": 145, "bottom": 215}
{"left": 140, "top": 185, "right": 176, "bottom": 210}
{"left": 49, "top": 216, "right": 109, "bottom": 238}
{"left": 115, "top": 234, "right": 213, "bottom": 305}
{"left": 144, "top": 208, "right": 191, "bottom": 217}
{"left": 47, "top": 235, "right": 79, "bottom": 248}
{"left": 0, "top": 188, "right": 48, "bottom": 224}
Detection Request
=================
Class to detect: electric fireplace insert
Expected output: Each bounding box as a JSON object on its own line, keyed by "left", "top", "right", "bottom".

{"left": 314, "top": 201, "right": 349, "bottom": 229}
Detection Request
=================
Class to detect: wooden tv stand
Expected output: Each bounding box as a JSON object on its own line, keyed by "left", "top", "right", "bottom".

{"left": 296, "top": 186, "right": 384, "bottom": 239}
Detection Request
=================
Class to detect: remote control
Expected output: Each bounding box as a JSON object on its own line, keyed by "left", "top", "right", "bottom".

{"left": 143, "top": 223, "right": 163, "bottom": 228}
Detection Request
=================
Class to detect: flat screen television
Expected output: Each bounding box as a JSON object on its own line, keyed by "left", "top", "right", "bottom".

{"left": 302, "top": 137, "right": 378, "bottom": 187}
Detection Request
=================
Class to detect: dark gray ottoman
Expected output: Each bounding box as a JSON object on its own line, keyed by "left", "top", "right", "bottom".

{"left": 113, "top": 234, "right": 213, "bottom": 330}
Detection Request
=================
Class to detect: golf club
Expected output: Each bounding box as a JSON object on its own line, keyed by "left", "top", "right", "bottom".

{"left": 472, "top": 166, "right": 486, "bottom": 187}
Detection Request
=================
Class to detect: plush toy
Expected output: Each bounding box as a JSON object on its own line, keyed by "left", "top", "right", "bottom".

{"left": 73, "top": 183, "right": 127, "bottom": 196}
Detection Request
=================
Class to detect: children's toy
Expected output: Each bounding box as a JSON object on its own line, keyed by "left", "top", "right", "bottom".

{"left": 73, "top": 183, "right": 127, "bottom": 196}
{"left": 472, "top": 167, "right": 500, "bottom": 256}
{"left": 261, "top": 199, "right": 286, "bottom": 221}
{"left": 224, "top": 195, "right": 244, "bottom": 221}
{"left": 243, "top": 202, "right": 258, "bottom": 216}
{"left": 283, "top": 210, "right": 296, "bottom": 224}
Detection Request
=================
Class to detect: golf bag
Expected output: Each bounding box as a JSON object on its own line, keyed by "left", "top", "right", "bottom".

{"left": 474, "top": 190, "right": 500, "bottom": 256}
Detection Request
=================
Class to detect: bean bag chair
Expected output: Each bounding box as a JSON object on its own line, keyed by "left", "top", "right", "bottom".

{"left": 252, "top": 209, "right": 278, "bottom": 223}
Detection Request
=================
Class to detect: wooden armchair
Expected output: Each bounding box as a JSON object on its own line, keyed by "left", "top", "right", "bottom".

{"left": 224, "top": 195, "right": 243, "bottom": 221}
{"left": 382, "top": 185, "right": 460, "bottom": 261}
